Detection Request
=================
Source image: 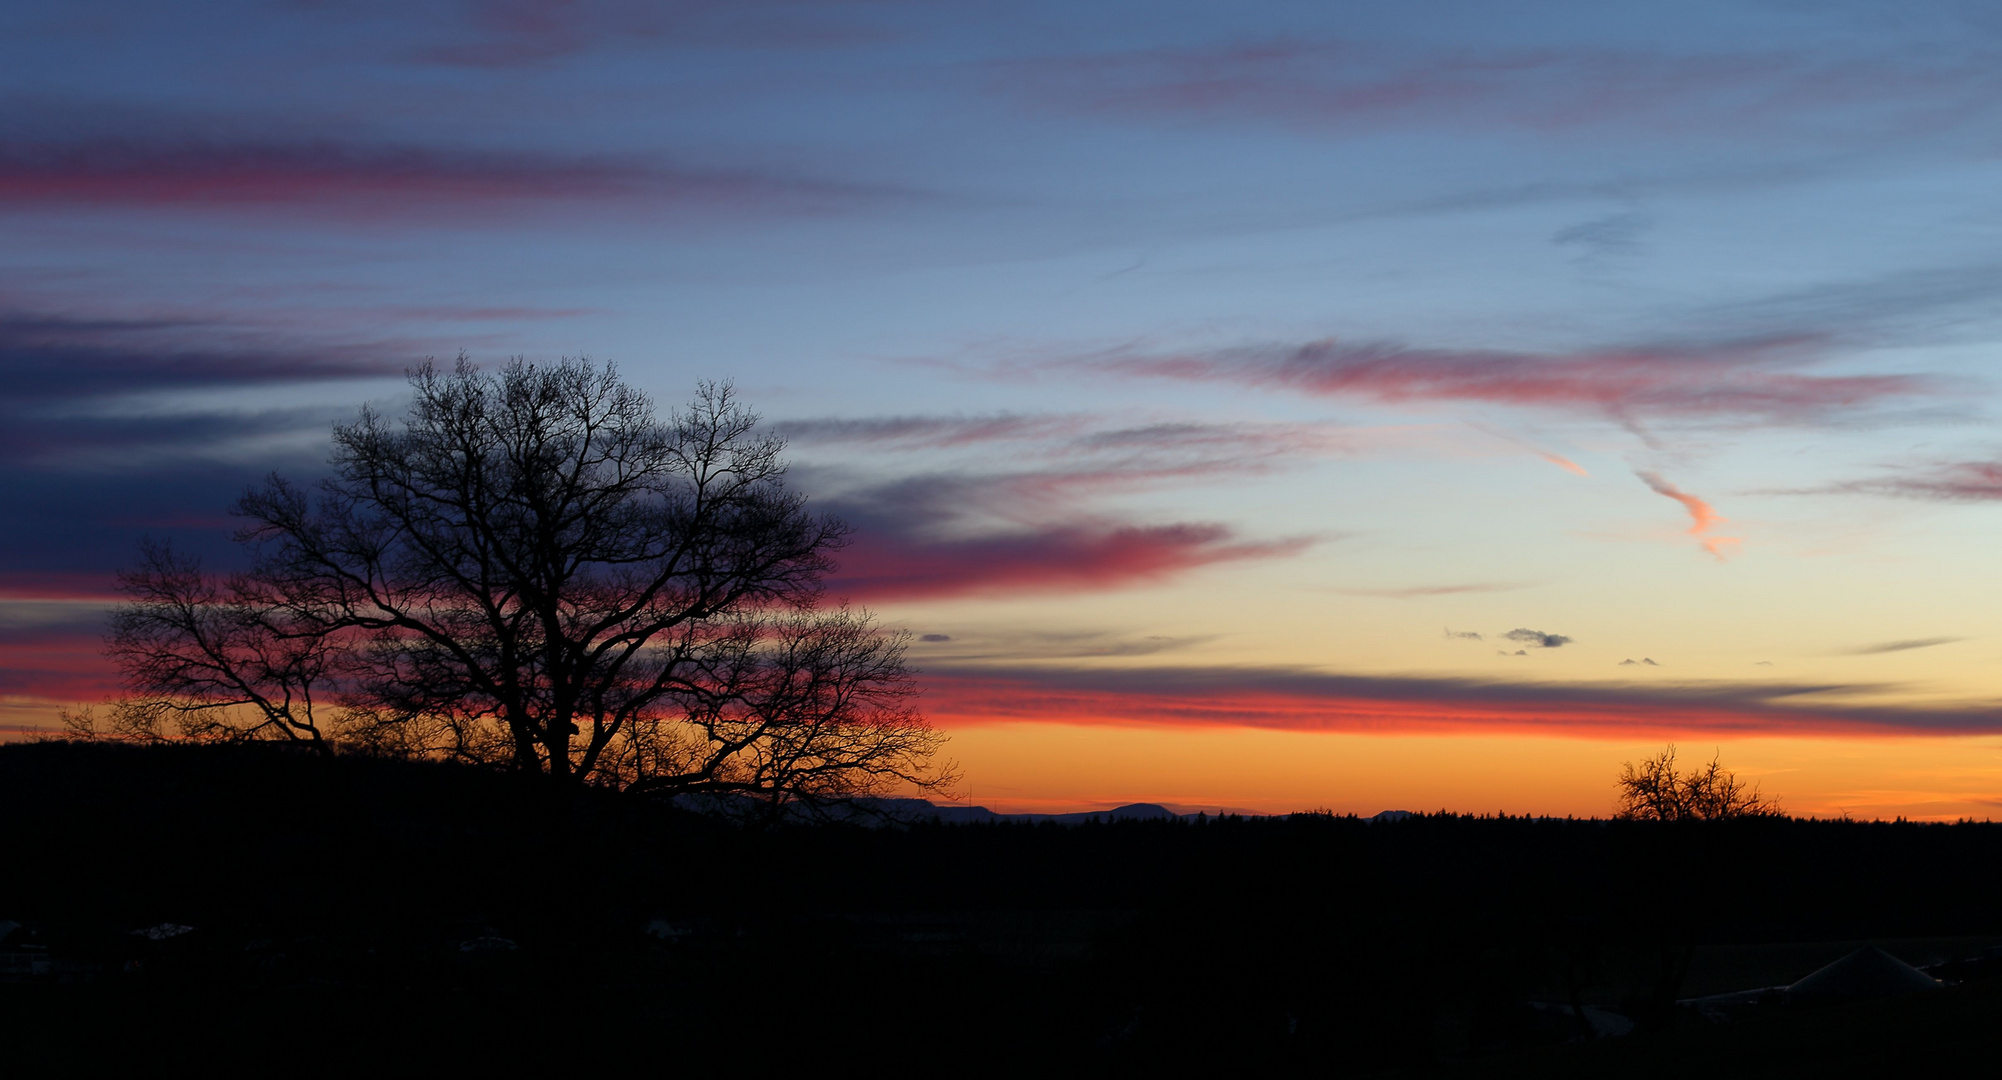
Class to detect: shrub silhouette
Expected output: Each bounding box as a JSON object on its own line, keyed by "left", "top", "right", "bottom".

{"left": 1614, "top": 744, "right": 1779, "bottom": 821}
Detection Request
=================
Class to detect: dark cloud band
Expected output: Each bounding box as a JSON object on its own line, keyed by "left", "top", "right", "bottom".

{"left": 918, "top": 662, "right": 2002, "bottom": 738}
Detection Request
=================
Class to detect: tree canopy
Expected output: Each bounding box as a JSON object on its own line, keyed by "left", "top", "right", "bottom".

{"left": 100, "top": 357, "right": 947, "bottom": 815}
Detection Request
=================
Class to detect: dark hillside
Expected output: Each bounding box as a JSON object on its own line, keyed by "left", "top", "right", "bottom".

{"left": 4, "top": 742, "right": 2000, "bottom": 1076}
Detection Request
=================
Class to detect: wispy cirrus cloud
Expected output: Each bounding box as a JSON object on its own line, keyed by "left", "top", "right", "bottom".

{"left": 911, "top": 628, "right": 1214, "bottom": 662}
{"left": 917, "top": 662, "right": 2002, "bottom": 739}
{"left": 807, "top": 432, "right": 1305, "bottom": 519}
{"left": 785, "top": 411, "right": 1360, "bottom": 467}
{"left": 1343, "top": 583, "right": 1518, "bottom": 599}
{"left": 1701, "top": 262, "right": 2002, "bottom": 348}
{"left": 779, "top": 413, "right": 1090, "bottom": 449}
{"left": 795, "top": 413, "right": 1366, "bottom": 527}
{"left": 1844, "top": 637, "right": 1965, "bottom": 656}
{"left": 999, "top": 37, "right": 2002, "bottom": 142}
{"left": 1465, "top": 422, "right": 1591, "bottom": 476}
{"left": 1802, "top": 460, "right": 2002, "bottom": 502}
{"left": 1552, "top": 212, "right": 1654, "bottom": 259}
{"left": 1087, "top": 336, "right": 1931, "bottom": 428}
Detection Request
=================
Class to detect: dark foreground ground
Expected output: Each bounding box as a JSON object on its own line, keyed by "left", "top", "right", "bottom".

{"left": 4, "top": 742, "right": 2001, "bottom": 1076}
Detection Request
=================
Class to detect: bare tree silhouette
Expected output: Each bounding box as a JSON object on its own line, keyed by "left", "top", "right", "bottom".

{"left": 104, "top": 357, "right": 948, "bottom": 812}
{"left": 1614, "top": 744, "right": 1779, "bottom": 821}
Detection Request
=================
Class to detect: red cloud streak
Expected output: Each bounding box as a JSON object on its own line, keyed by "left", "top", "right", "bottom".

{"left": 0, "top": 573, "right": 119, "bottom": 602}
{"left": 832, "top": 524, "right": 1310, "bottom": 600}
{"left": 916, "top": 665, "right": 2002, "bottom": 739}
{"left": 0, "top": 139, "right": 890, "bottom": 218}
{"left": 0, "top": 629, "right": 119, "bottom": 705}
{"left": 19, "top": 634, "right": 1995, "bottom": 743}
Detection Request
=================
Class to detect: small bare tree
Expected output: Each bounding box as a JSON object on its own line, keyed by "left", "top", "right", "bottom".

{"left": 103, "top": 356, "right": 948, "bottom": 810}
{"left": 1614, "top": 745, "right": 1779, "bottom": 821}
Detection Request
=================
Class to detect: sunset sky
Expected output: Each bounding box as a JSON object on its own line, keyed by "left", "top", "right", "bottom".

{"left": 5, "top": 1, "right": 2001, "bottom": 818}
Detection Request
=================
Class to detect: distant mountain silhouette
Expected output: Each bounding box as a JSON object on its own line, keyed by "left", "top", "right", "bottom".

{"left": 659, "top": 794, "right": 1238, "bottom": 825}
{"left": 925, "top": 801, "right": 1199, "bottom": 825}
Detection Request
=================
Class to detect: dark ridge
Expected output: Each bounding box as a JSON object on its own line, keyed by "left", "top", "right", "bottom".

{"left": 5, "top": 741, "right": 2002, "bottom": 1076}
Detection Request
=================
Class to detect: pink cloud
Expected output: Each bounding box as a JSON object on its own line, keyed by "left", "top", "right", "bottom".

{"left": 1100, "top": 337, "right": 1928, "bottom": 426}
{"left": 1635, "top": 470, "right": 1739, "bottom": 560}
{"left": 811, "top": 418, "right": 1339, "bottom": 600}
{"left": 916, "top": 663, "right": 2002, "bottom": 739}
{"left": 0, "top": 573, "right": 119, "bottom": 602}
{"left": 0, "top": 620, "right": 117, "bottom": 708}
{"left": 832, "top": 522, "right": 1309, "bottom": 600}
{"left": 0, "top": 137, "right": 905, "bottom": 220}
{"left": 1540, "top": 451, "right": 1589, "bottom": 476}
{"left": 1465, "top": 422, "right": 1590, "bottom": 475}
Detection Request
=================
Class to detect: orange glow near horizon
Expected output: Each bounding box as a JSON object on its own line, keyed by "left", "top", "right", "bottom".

{"left": 908, "top": 662, "right": 2002, "bottom": 819}
{"left": 9, "top": 669, "right": 1999, "bottom": 821}
{"left": 934, "top": 722, "right": 2002, "bottom": 822}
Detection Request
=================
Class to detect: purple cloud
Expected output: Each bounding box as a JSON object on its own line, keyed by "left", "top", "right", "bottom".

{"left": 919, "top": 661, "right": 2002, "bottom": 738}
{"left": 1824, "top": 461, "right": 2002, "bottom": 502}
{"left": 832, "top": 520, "right": 1308, "bottom": 600}
{"left": 0, "top": 134, "right": 911, "bottom": 219}
{"left": 1088, "top": 336, "right": 1932, "bottom": 427}
{"left": 999, "top": 37, "right": 2002, "bottom": 142}
{"left": 778, "top": 413, "right": 1090, "bottom": 448}
{"left": 806, "top": 416, "right": 1337, "bottom": 599}
{"left": 0, "top": 311, "right": 405, "bottom": 404}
